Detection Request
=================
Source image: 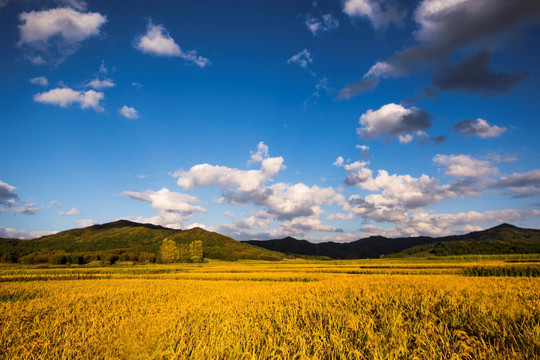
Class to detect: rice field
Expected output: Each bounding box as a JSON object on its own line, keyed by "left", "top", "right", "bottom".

{"left": 0, "top": 258, "right": 539, "bottom": 359}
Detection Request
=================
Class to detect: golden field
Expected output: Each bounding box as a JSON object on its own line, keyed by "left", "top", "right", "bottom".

{"left": 0, "top": 259, "right": 539, "bottom": 359}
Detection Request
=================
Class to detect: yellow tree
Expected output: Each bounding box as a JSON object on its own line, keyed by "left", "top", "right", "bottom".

{"left": 160, "top": 238, "right": 178, "bottom": 263}
{"left": 189, "top": 240, "right": 204, "bottom": 263}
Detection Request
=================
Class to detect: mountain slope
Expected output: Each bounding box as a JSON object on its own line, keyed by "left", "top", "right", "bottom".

{"left": 245, "top": 224, "right": 540, "bottom": 259}
{"left": 394, "top": 224, "right": 540, "bottom": 257}
{"left": 0, "top": 220, "right": 285, "bottom": 262}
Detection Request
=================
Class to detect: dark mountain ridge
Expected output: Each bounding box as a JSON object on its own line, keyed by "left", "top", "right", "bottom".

{"left": 245, "top": 223, "right": 540, "bottom": 259}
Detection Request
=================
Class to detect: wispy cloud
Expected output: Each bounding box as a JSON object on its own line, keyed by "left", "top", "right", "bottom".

{"left": 287, "top": 49, "right": 313, "bottom": 68}
{"left": 29, "top": 76, "right": 48, "bottom": 86}
{"left": 134, "top": 23, "right": 210, "bottom": 68}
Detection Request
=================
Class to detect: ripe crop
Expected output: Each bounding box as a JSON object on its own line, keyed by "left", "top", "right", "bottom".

{"left": 0, "top": 259, "right": 538, "bottom": 359}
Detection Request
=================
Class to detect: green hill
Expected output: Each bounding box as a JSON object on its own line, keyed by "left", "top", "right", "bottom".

{"left": 0, "top": 220, "right": 285, "bottom": 263}
{"left": 392, "top": 224, "right": 540, "bottom": 257}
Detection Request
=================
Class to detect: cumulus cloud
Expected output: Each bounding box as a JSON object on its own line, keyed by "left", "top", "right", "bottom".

{"left": 433, "top": 154, "right": 498, "bottom": 178}
{"left": 59, "top": 207, "right": 82, "bottom": 216}
{"left": 175, "top": 143, "right": 284, "bottom": 192}
{"left": 175, "top": 143, "right": 344, "bottom": 227}
{"left": 433, "top": 51, "right": 528, "bottom": 96}
{"left": 0, "top": 180, "right": 19, "bottom": 209}
{"left": 30, "top": 76, "right": 48, "bottom": 86}
{"left": 86, "top": 78, "right": 115, "bottom": 89}
{"left": 357, "top": 103, "right": 432, "bottom": 143}
{"left": 493, "top": 169, "right": 540, "bottom": 198}
{"left": 248, "top": 141, "right": 269, "bottom": 164}
{"left": 18, "top": 7, "right": 107, "bottom": 63}
{"left": 123, "top": 188, "right": 206, "bottom": 229}
{"left": 33, "top": 87, "right": 104, "bottom": 111}
{"left": 340, "top": 0, "right": 540, "bottom": 98}
{"left": 212, "top": 207, "right": 342, "bottom": 240}
{"left": 16, "top": 203, "right": 39, "bottom": 215}
{"left": 343, "top": 0, "right": 406, "bottom": 29}
{"left": 357, "top": 208, "right": 540, "bottom": 237}
{"left": 454, "top": 118, "right": 507, "bottom": 138}
{"left": 287, "top": 49, "right": 313, "bottom": 68}
{"left": 123, "top": 188, "right": 205, "bottom": 214}
{"left": 134, "top": 23, "right": 210, "bottom": 67}
{"left": 262, "top": 183, "right": 344, "bottom": 221}
{"left": 118, "top": 105, "right": 139, "bottom": 119}
{"left": 305, "top": 13, "right": 339, "bottom": 35}
{"left": 0, "top": 227, "right": 56, "bottom": 240}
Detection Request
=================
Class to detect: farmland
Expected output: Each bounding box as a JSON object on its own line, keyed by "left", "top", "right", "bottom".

{"left": 1, "top": 258, "right": 539, "bottom": 359}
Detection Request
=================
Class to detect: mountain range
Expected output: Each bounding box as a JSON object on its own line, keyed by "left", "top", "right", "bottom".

{"left": 0, "top": 221, "right": 538, "bottom": 263}
{"left": 245, "top": 223, "right": 540, "bottom": 259}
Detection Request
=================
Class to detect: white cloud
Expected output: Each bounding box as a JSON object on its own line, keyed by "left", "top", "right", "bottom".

{"left": 287, "top": 49, "right": 313, "bottom": 68}
{"left": 19, "top": 7, "right": 106, "bottom": 63}
{"left": 19, "top": 7, "right": 106, "bottom": 43}
{"left": 175, "top": 143, "right": 284, "bottom": 192}
{"left": 123, "top": 188, "right": 205, "bottom": 214}
{"left": 118, "top": 105, "right": 139, "bottom": 119}
{"left": 57, "top": 0, "right": 88, "bottom": 11}
{"left": 212, "top": 208, "right": 342, "bottom": 240}
{"left": 30, "top": 76, "right": 48, "bottom": 86}
{"left": 454, "top": 118, "right": 507, "bottom": 138}
{"left": 333, "top": 156, "right": 344, "bottom": 167}
{"left": 33, "top": 87, "right": 104, "bottom": 112}
{"left": 355, "top": 145, "right": 370, "bottom": 160}
{"left": 0, "top": 227, "right": 56, "bottom": 240}
{"left": 123, "top": 188, "right": 206, "bottom": 229}
{"left": 134, "top": 23, "right": 210, "bottom": 67}
{"left": 494, "top": 169, "right": 540, "bottom": 198}
{"left": 16, "top": 203, "right": 39, "bottom": 215}
{"left": 357, "top": 103, "right": 432, "bottom": 142}
{"left": 263, "top": 183, "right": 344, "bottom": 220}
{"left": 98, "top": 62, "right": 107, "bottom": 74}
{"left": 248, "top": 141, "right": 269, "bottom": 164}
{"left": 0, "top": 180, "right": 18, "bottom": 207}
{"left": 86, "top": 78, "right": 115, "bottom": 89}
{"left": 26, "top": 55, "right": 46, "bottom": 65}
{"left": 59, "top": 207, "right": 82, "bottom": 216}
{"left": 343, "top": 0, "right": 406, "bottom": 29}
{"left": 399, "top": 134, "right": 413, "bottom": 144}
{"left": 365, "top": 61, "right": 395, "bottom": 78}
{"left": 175, "top": 143, "right": 344, "bottom": 227}
{"left": 433, "top": 154, "right": 498, "bottom": 178}
{"left": 305, "top": 13, "right": 339, "bottom": 35}
{"left": 77, "top": 219, "right": 97, "bottom": 227}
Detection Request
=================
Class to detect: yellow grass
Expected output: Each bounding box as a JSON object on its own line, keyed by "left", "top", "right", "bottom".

{"left": 0, "top": 259, "right": 538, "bottom": 359}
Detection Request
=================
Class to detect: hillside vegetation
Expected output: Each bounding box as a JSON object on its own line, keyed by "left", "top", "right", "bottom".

{"left": 0, "top": 220, "right": 284, "bottom": 264}
{"left": 246, "top": 224, "right": 540, "bottom": 259}
{"left": 393, "top": 224, "right": 540, "bottom": 257}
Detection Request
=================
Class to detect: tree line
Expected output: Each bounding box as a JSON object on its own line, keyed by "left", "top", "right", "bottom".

{"left": 160, "top": 238, "right": 205, "bottom": 263}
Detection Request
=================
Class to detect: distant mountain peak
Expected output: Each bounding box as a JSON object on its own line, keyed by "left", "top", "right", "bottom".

{"left": 88, "top": 220, "right": 175, "bottom": 231}
{"left": 490, "top": 223, "right": 519, "bottom": 230}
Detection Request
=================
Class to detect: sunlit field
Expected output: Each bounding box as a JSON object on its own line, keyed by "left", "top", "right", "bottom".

{"left": 1, "top": 258, "right": 539, "bottom": 359}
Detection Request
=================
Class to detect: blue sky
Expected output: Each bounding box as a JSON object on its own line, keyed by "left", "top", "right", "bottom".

{"left": 1, "top": 0, "right": 539, "bottom": 241}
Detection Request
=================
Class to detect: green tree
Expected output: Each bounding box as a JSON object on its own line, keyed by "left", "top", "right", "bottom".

{"left": 189, "top": 240, "right": 204, "bottom": 263}
{"left": 160, "top": 238, "right": 179, "bottom": 263}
